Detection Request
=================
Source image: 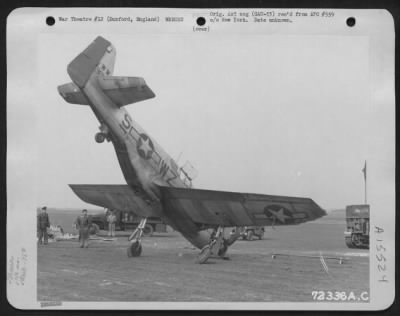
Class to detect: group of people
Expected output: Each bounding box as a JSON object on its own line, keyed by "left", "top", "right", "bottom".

{"left": 38, "top": 206, "right": 118, "bottom": 248}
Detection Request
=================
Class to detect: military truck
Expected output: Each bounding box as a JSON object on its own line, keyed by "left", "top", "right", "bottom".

{"left": 344, "top": 204, "right": 369, "bottom": 249}
{"left": 230, "top": 226, "right": 265, "bottom": 241}
{"left": 89, "top": 209, "right": 167, "bottom": 236}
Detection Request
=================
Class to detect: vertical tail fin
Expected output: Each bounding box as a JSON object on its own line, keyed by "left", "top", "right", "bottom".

{"left": 67, "top": 36, "right": 115, "bottom": 88}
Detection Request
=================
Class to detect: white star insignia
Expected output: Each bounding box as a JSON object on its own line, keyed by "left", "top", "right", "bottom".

{"left": 138, "top": 137, "right": 153, "bottom": 157}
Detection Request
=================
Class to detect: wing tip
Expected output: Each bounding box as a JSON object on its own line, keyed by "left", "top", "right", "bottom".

{"left": 312, "top": 200, "right": 327, "bottom": 218}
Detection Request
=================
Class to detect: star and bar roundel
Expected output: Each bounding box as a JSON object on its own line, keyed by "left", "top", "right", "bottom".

{"left": 136, "top": 133, "right": 154, "bottom": 160}
{"left": 263, "top": 204, "right": 294, "bottom": 224}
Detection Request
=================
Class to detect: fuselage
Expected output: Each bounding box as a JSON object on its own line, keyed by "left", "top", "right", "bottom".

{"left": 69, "top": 63, "right": 211, "bottom": 249}
{"left": 84, "top": 78, "right": 189, "bottom": 199}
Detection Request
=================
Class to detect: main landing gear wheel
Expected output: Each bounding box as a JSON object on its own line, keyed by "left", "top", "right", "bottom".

{"left": 258, "top": 230, "right": 264, "bottom": 240}
{"left": 217, "top": 240, "right": 228, "bottom": 257}
{"left": 95, "top": 132, "right": 106, "bottom": 143}
{"left": 196, "top": 245, "right": 211, "bottom": 264}
{"left": 127, "top": 241, "right": 142, "bottom": 257}
{"left": 126, "top": 218, "right": 147, "bottom": 258}
{"left": 196, "top": 227, "right": 233, "bottom": 264}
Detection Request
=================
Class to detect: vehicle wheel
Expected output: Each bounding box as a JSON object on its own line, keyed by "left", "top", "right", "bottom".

{"left": 95, "top": 132, "right": 105, "bottom": 143}
{"left": 89, "top": 223, "right": 99, "bottom": 235}
{"left": 351, "top": 234, "right": 363, "bottom": 248}
{"left": 127, "top": 241, "right": 142, "bottom": 257}
{"left": 258, "top": 229, "right": 264, "bottom": 240}
{"left": 196, "top": 245, "right": 211, "bottom": 264}
{"left": 345, "top": 236, "right": 355, "bottom": 248}
{"left": 247, "top": 230, "right": 254, "bottom": 241}
{"left": 143, "top": 224, "right": 154, "bottom": 237}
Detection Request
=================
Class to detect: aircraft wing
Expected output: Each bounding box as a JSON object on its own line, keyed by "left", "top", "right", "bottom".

{"left": 69, "top": 184, "right": 158, "bottom": 218}
{"left": 158, "top": 186, "right": 326, "bottom": 227}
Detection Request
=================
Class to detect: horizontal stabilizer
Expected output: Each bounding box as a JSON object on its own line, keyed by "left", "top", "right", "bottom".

{"left": 98, "top": 76, "right": 156, "bottom": 107}
{"left": 57, "top": 76, "right": 155, "bottom": 107}
{"left": 58, "top": 82, "right": 89, "bottom": 105}
{"left": 69, "top": 184, "right": 158, "bottom": 218}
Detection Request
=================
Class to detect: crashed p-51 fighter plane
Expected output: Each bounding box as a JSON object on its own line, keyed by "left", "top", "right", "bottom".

{"left": 58, "top": 36, "right": 326, "bottom": 263}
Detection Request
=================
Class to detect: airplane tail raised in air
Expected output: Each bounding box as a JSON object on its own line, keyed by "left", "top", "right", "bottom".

{"left": 58, "top": 36, "right": 155, "bottom": 107}
{"left": 67, "top": 36, "right": 115, "bottom": 88}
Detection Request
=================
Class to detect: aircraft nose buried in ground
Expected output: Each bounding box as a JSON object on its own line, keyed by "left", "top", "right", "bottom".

{"left": 58, "top": 36, "right": 326, "bottom": 264}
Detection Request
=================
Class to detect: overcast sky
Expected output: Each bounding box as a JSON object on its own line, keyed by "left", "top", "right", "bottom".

{"left": 9, "top": 28, "right": 387, "bottom": 211}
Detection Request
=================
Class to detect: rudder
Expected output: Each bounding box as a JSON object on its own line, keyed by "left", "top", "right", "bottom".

{"left": 67, "top": 36, "right": 114, "bottom": 88}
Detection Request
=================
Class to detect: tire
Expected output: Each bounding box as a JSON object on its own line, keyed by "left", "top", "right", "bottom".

{"left": 136, "top": 244, "right": 143, "bottom": 256}
{"left": 95, "top": 133, "right": 105, "bottom": 143}
{"left": 217, "top": 240, "right": 228, "bottom": 257}
{"left": 127, "top": 241, "right": 142, "bottom": 257}
{"left": 351, "top": 233, "right": 363, "bottom": 248}
{"left": 143, "top": 224, "right": 154, "bottom": 237}
{"left": 196, "top": 245, "right": 211, "bottom": 264}
{"left": 345, "top": 236, "right": 355, "bottom": 248}
{"left": 246, "top": 230, "right": 254, "bottom": 241}
{"left": 89, "top": 223, "right": 99, "bottom": 235}
{"left": 258, "top": 229, "right": 264, "bottom": 240}
{"left": 351, "top": 233, "right": 368, "bottom": 249}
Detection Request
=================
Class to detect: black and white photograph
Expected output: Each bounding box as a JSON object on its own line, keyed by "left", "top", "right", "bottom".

{"left": 6, "top": 8, "right": 395, "bottom": 310}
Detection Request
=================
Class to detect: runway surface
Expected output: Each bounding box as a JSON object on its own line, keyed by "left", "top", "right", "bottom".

{"left": 37, "top": 210, "right": 369, "bottom": 302}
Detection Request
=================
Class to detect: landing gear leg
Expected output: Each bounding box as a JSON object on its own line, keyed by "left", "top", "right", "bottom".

{"left": 196, "top": 227, "right": 228, "bottom": 264}
{"left": 127, "top": 218, "right": 147, "bottom": 257}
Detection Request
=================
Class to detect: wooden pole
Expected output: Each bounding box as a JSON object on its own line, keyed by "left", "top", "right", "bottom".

{"left": 364, "top": 174, "right": 367, "bottom": 204}
{"left": 363, "top": 160, "right": 367, "bottom": 204}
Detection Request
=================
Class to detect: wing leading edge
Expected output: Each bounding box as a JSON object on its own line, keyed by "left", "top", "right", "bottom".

{"left": 158, "top": 186, "right": 326, "bottom": 227}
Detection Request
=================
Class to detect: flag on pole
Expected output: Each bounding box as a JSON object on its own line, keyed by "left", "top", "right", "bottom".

{"left": 362, "top": 160, "right": 367, "bottom": 181}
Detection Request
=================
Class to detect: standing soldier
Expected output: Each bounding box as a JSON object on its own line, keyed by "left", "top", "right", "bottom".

{"left": 107, "top": 210, "right": 117, "bottom": 237}
{"left": 37, "top": 206, "right": 50, "bottom": 245}
{"left": 75, "top": 209, "right": 92, "bottom": 248}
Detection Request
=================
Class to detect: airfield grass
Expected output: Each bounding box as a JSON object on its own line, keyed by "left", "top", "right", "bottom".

{"left": 37, "top": 210, "right": 369, "bottom": 302}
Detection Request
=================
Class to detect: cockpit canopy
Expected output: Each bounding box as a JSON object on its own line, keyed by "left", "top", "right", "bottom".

{"left": 179, "top": 161, "right": 198, "bottom": 187}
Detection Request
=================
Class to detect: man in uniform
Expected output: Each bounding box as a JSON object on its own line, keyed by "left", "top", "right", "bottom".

{"left": 75, "top": 209, "right": 92, "bottom": 248}
{"left": 107, "top": 210, "right": 117, "bottom": 237}
{"left": 37, "top": 206, "right": 50, "bottom": 245}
